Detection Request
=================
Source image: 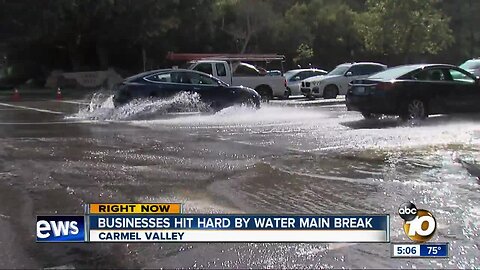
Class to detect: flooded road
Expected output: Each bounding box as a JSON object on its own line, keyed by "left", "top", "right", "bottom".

{"left": 0, "top": 95, "right": 479, "bottom": 268}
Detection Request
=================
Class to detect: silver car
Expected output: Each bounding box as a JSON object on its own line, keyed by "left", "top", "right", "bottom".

{"left": 283, "top": 69, "right": 327, "bottom": 98}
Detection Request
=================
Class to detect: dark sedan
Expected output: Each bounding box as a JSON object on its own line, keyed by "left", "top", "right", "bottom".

{"left": 346, "top": 64, "right": 480, "bottom": 120}
{"left": 113, "top": 69, "right": 261, "bottom": 110}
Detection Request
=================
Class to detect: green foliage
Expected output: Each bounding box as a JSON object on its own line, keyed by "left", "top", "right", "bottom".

{"left": 356, "top": 0, "right": 454, "bottom": 61}
{"left": 294, "top": 43, "right": 314, "bottom": 65}
{"left": 1, "top": 0, "right": 479, "bottom": 74}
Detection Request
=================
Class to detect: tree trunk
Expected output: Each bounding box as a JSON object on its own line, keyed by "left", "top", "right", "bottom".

{"left": 68, "top": 34, "right": 83, "bottom": 71}
{"left": 402, "top": 25, "right": 415, "bottom": 64}
{"left": 469, "top": 0, "right": 475, "bottom": 56}
{"left": 68, "top": 46, "right": 82, "bottom": 71}
{"left": 240, "top": 13, "right": 251, "bottom": 54}
{"left": 96, "top": 43, "right": 109, "bottom": 70}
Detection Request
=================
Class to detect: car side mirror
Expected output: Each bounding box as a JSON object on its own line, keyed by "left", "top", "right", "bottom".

{"left": 345, "top": 71, "right": 353, "bottom": 77}
{"left": 294, "top": 76, "right": 301, "bottom": 81}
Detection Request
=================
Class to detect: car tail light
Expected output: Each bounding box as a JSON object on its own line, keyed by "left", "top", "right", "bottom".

{"left": 284, "top": 79, "right": 287, "bottom": 88}
{"left": 376, "top": 82, "right": 394, "bottom": 91}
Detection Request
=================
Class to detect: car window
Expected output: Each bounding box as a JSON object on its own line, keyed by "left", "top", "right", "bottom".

{"left": 233, "top": 63, "right": 260, "bottom": 76}
{"left": 193, "top": 63, "right": 213, "bottom": 75}
{"left": 188, "top": 72, "right": 219, "bottom": 85}
{"left": 304, "top": 71, "right": 317, "bottom": 78}
{"left": 288, "top": 72, "right": 301, "bottom": 81}
{"left": 312, "top": 70, "right": 327, "bottom": 76}
{"left": 284, "top": 70, "right": 297, "bottom": 79}
{"left": 170, "top": 72, "right": 191, "bottom": 84}
{"left": 215, "top": 63, "right": 227, "bottom": 77}
{"left": 290, "top": 71, "right": 308, "bottom": 81}
{"left": 328, "top": 65, "right": 350, "bottom": 76}
{"left": 412, "top": 68, "right": 451, "bottom": 81}
{"left": 144, "top": 72, "right": 172, "bottom": 83}
{"left": 347, "top": 65, "right": 367, "bottom": 76}
{"left": 364, "top": 65, "right": 385, "bottom": 74}
{"left": 348, "top": 65, "right": 382, "bottom": 76}
{"left": 448, "top": 69, "right": 476, "bottom": 84}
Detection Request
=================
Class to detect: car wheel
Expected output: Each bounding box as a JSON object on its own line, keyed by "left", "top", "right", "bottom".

{"left": 255, "top": 86, "right": 273, "bottom": 103}
{"left": 323, "top": 85, "right": 338, "bottom": 99}
{"left": 280, "top": 88, "right": 291, "bottom": 100}
{"left": 361, "top": 112, "right": 380, "bottom": 119}
{"left": 210, "top": 101, "right": 223, "bottom": 112}
{"left": 113, "top": 91, "right": 131, "bottom": 108}
{"left": 400, "top": 99, "right": 428, "bottom": 121}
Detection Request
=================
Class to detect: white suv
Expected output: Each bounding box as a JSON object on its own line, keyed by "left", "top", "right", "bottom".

{"left": 300, "top": 62, "right": 387, "bottom": 99}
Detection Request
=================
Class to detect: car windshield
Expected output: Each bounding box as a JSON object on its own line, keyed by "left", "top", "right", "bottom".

{"left": 368, "top": 65, "right": 423, "bottom": 80}
{"left": 328, "top": 65, "right": 349, "bottom": 76}
{"left": 460, "top": 60, "right": 480, "bottom": 70}
{"left": 283, "top": 70, "right": 298, "bottom": 79}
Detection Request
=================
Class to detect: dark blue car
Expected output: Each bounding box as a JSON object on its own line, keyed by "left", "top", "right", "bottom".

{"left": 113, "top": 69, "right": 261, "bottom": 110}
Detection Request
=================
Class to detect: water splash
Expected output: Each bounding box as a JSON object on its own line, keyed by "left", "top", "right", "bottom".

{"left": 68, "top": 92, "right": 210, "bottom": 121}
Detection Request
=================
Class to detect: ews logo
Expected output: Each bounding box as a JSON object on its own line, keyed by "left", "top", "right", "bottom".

{"left": 36, "top": 216, "right": 85, "bottom": 242}
{"left": 398, "top": 202, "right": 436, "bottom": 243}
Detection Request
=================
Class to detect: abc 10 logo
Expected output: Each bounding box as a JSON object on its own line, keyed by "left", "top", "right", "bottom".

{"left": 398, "top": 202, "right": 437, "bottom": 243}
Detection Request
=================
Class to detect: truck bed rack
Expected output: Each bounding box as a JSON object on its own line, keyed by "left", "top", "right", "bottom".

{"left": 166, "top": 52, "right": 285, "bottom": 62}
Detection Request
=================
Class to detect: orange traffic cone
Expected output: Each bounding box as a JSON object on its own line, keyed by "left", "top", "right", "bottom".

{"left": 12, "top": 88, "right": 21, "bottom": 101}
{"left": 56, "top": 87, "right": 63, "bottom": 100}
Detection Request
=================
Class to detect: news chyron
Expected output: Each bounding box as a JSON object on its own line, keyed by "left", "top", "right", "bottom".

{"left": 36, "top": 216, "right": 85, "bottom": 242}
{"left": 37, "top": 203, "right": 390, "bottom": 243}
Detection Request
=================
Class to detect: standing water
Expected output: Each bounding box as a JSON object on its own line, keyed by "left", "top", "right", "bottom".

{"left": 1, "top": 93, "right": 479, "bottom": 268}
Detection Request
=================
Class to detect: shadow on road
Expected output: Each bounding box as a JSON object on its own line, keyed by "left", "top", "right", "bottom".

{"left": 341, "top": 113, "right": 480, "bottom": 130}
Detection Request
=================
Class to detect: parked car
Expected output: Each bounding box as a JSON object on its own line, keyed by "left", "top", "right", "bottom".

{"left": 459, "top": 58, "right": 480, "bottom": 76}
{"left": 301, "top": 62, "right": 387, "bottom": 99}
{"left": 113, "top": 69, "right": 261, "bottom": 110}
{"left": 346, "top": 64, "right": 480, "bottom": 120}
{"left": 284, "top": 69, "right": 327, "bottom": 98}
{"left": 187, "top": 60, "right": 287, "bottom": 101}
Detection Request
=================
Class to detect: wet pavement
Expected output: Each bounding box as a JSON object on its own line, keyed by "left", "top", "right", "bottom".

{"left": 0, "top": 94, "right": 479, "bottom": 269}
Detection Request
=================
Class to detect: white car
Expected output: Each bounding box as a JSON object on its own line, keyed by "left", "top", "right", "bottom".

{"left": 284, "top": 69, "right": 327, "bottom": 98}
{"left": 300, "top": 62, "right": 387, "bottom": 99}
{"left": 459, "top": 58, "right": 480, "bottom": 76}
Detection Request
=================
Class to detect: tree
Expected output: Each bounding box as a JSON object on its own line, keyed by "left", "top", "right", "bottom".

{"left": 217, "top": 0, "right": 275, "bottom": 53}
{"left": 440, "top": 0, "right": 480, "bottom": 63}
{"left": 356, "top": 0, "right": 454, "bottom": 63}
{"left": 294, "top": 43, "right": 314, "bottom": 67}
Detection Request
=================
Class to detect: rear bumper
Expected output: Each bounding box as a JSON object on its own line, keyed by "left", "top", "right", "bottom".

{"left": 346, "top": 93, "right": 398, "bottom": 114}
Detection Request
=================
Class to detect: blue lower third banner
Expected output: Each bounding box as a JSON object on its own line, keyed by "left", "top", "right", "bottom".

{"left": 36, "top": 215, "right": 85, "bottom": 242}
{"left": 88, "top": 215, "right": 390, "bottom": 242}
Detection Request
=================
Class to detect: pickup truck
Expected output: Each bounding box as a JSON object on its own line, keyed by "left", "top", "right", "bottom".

{"left": 186, "top": 60, "right": 287, "bottom": 100}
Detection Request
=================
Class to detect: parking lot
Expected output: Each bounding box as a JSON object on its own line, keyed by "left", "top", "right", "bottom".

{"left": 0, "top": 94, "right": 479, "bottom": 268}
